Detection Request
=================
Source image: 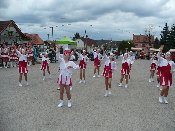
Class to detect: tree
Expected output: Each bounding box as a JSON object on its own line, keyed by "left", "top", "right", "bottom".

{"left": 168, "top": 24, "right": 175, "bottom": 49}
{"left": 153, "top": 37, "right": 160, "bottom": 49}
{"left": 160, "top": 23, "right": 170, "bottom": 52}
{"left": 118, "top": 40, "right": 135, "bottom": 53}
{"left": 73, "top": 32, "right": 81, "bottom": 40}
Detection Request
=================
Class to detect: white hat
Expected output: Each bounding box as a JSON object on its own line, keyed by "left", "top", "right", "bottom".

{"left": 124, "top": 53, "right": 128, "bottom": 56}
{"left": 166, "top": 52, "right": 171, "bottom": 55}
{"left": 110, "top": 52, "right": 114, "bottom": 56}
{"left": 83, "top": 50, "right": 86, "bottom": 52}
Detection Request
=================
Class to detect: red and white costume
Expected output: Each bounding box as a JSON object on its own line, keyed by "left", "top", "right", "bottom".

{"left": 102, "top": 54, "right": 117, "bottom": 78}
{"left": 77, "top": 52, "right": 88, "bottom": 69}
{"left": 150, "top": 57, "right": 157, "bottom": 71}
{"left": 1, "top": 48, "right": 9, "bottom": 62}
{"left": 27, "top": 49, "right": 33, "bottom": 61}
{"left": 128, "top": 54, "right": 135, "bottom": 70}
{"left": 10, "top": 49, "right": 18, "bottom": 61}
{"left": 157, "top": 53, "right": 175, "bottom": 87}
{"left": 16, "top": 50, "right": 28, "bottom": 74}
{"left": 40, "top": 53, "right": 50, "bottom": 71}
{"left": 57, "top": 53, "right": 79, "bottom": 86}
{"left": 93, "top": 51, "right": 102, "bottom": 67}
{"left": 120, "top": 55, "right": 131, "bottom": 75}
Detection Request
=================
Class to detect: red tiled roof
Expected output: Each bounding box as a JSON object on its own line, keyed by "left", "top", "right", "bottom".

{"left": 25, "top": 33, "right": 44, "bottom": 45}
{"left": 81, "top": 38, "right": 97, "bottom": 46}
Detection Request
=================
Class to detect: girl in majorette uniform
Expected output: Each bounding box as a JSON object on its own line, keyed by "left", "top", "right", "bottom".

{"left": 55, "top": 46, "right": 79, "bottom": 108}
{"left": 149, "top": 55, "right": 157, "bottom": 82}
{"left": 10, "top": 46, "right": 18, "bottom": 67}
{"left": 93, "top": 48, "right": 102, "bottom": 78}
{"left": 15, "top": 47, "right": 29, "bottom": 87}
{"left": 118, "top": 53, "right": 131, "bottom": 88}
{"left": 157, "top": 45, "right": 175, "bottom": 104}
{"left": 2, "top": 44, "right": 9, "bottom": 68}
{"left": 40, "top": 52, "right": 51, "bottom": 81}
{"left": 102, "top": 51, "right": 117, "bottom": 97}
{"left": 27, "top": 47, "right": 33, "bottom": 66}
{"left": 76, "top": 50, "right": 89, "bottom": 84}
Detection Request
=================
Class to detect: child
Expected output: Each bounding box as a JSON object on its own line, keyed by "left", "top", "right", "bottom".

{"left": 40, "top": 52, "right": 51, "bottom": 81}
{"left": 15, "top": 47, "right": 29, "bottom": 87}
{"left": 103, "top": 51, "right": 117, "bottom": 97}
{"left": 119, "top": 53, "right": 131, "bottom": 88}
{"left": 149, "top": 55, "right": 157, "bottom": 82}
{"left": 76, "top": 50, "right": 89, "bottom": 84}
{"left": 56, "top": 46, "right": 79, "bottom": 108}
{"left": 93, "top": 48, "right": 102, "bottom": 78}
{"left": 10, "top": 46, "right": 18, "bottom": 67}
{"left": 157, "top": 45, "right": 175, "bottom": 104}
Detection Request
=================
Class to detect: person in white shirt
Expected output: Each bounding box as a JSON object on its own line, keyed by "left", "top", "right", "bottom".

{"left": 93, "top": 48, "right": 102, "bottom": 78}
{"left": 40, "top": 52, "right": 51, "bottom": 81}
{"left": 55, "top": 46, "right": 79, "bottom": 108}
{"left": 157, "top": 45, "right": 175, "bottom": 104}
{"left": 118, "top": 53, "right": 131, "bottom": 88}
{"left": 149, "top": 55, "right": 157, "bottom": 82}
{"left": 76, "top": 50, "right": 89, "bottom": 84}
{"left": 102, "top": 51, "right": 117, "bottom": 97}
{"left": 15, "top": 46, "right": 29, "bottom": 87}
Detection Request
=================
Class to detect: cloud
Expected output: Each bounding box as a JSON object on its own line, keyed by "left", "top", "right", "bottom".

{"left": 0, "top": 0, "right": 175, "bottom": 40}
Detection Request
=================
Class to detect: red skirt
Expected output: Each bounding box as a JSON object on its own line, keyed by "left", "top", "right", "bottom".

{"left": 160, "top": 65, "right": 172, "bottom": 87}
{"left": 10, "top": 55, "right": 18, "bottom": 61}
{"left": 19, "top": 61, "right": 28, "bottom": 74}
{"left": 121, "top": 63, "right": 130, "bottom": 75}
{"left": 1, "top": 53, "right": 9, "bottom": 62}
{"left": 103, "top": 65, "right": 112, "bottom": 78}
{"left": 57, "top": 74, "right": 72, "bottom": 86}
{"left": 41, "top": 60, "right": 49, "bottom": 71}
{"left": 94, "top": 58, "right": 100, "bottom": 67}
{"left": 150, "top": 63, "right": 156, "bottom": 70}
{"left": 79, "top": 60, "right": 86, "bottom": 69}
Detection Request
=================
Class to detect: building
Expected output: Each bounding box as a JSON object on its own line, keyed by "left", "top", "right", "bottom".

{"left": 24, "top": 33, "right": 44, "bottom": 46}
{"left": 133, "top": 34, "right": 154, "bottom": 54}
{"left": 0, "top": 20, "right": 30, "bottom": 45}
{"left": 75, "top": 38, "right": 97, "bottom": 52}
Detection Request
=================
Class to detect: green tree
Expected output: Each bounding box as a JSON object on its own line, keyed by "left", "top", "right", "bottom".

{"left": 73, "top": 32, "right": 81, "bottom": 40}
{"left": 154, "top": 37, "right": 160, "bottom": 49}
{"left": 160, "top": 23, "right": 170, "bottom": 52}
{"left": 118, "top": 40, "right": 135, "bottom": 53}
{"left": 168, "top": 24, "right": 175, "bottom": 49}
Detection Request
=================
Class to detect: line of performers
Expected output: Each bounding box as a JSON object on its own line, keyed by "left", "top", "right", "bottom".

{"left": 149, "top": 45, "right": 175, "bottom": 104}
{"left": 0, "top": 44, "right": 34, "bottom": 68}
{"left": 54, "top": 46, "right": 135, "bottom": 108}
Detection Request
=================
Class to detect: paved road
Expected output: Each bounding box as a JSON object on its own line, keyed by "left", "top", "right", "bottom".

{"left": 0, "top": 60, "right": 175, "bottom": 131}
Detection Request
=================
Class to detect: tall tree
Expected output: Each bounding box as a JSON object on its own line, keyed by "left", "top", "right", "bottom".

{"left": 154, "top": 37, "right": 160, "bottom": 49}
{"left": 73, "top": 32, "right": 81, "bottom": 40}
{"left": 168, "top": 24, "right": 175, "bottom": 49}
{"left": 160, "top": 23, "right": 170, "bottom": 52}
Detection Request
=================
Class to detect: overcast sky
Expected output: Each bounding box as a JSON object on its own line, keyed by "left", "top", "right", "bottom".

{"left": 0, "top": 0, "right": 175, "bottom": 41}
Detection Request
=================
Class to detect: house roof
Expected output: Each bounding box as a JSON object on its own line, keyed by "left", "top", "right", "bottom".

{"left": 24, "top": 33, "right": 44, "bottom": 45}
{"left": 81, "top": 38, "right": 97, "bottom": 46}
{"left": 0, "top": 20, "right": 30, "bottom": 40}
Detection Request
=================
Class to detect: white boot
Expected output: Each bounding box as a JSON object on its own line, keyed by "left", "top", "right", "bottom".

{"left": 19, "top": 82, "right": 22, "bottom": 87}
{"left": 164, "top": 97, "right": 168, "bottom": 104}
{"left": 104, "top": 90, "right": 108, "bottom": 97}
{"left": 125, "top": 84, "right": 128, "bottom": 88}
{"left": 26, "top": 81, "right": 29, "bottom": 86}
{"left": 118, "top": 83, "right": 122, "bottom": 87}
{"left": 79, "top": 80, "right": 82, "bottom": 83}
{"left": 43, "top": 76, "right": 45, "bottom": 81}
{"left": 68, "top": 100, "right": 72, "bottom": 108}
{"left": 58, "top": 100, "right": 64, "bottom": 107}
{"left": 83, "top": 80, "right": 86, "bottom": 84}
{"left": 108, "top": 90, "right": 112, "bottom": 95}
{"left": 159, "top": 96, "right": 164, "bottom": 103}
{"left": 149, "top": 79, "right": 151, "bottom": 83}
{"left": 93, "top": 75, "right": 96, "bottom": 78}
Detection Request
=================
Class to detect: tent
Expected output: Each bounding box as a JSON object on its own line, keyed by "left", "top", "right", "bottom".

{"left": 56, "top": 36, "right": 76, "bottom": 45}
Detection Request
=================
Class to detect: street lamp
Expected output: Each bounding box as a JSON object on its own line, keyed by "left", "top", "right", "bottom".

{"left": 50, "top": 27, "right": 54, "bottom": 40}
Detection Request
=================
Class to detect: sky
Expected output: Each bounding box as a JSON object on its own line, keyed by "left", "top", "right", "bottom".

{"left": 0, "top": 0, "right": 175, "bottom": 41}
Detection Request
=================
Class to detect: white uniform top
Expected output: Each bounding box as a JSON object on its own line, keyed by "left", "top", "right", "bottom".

{"left": 16, "top": 50, "right": 27, "bottom": 62}
{"left": 103, "top": 54, "right": 117, "bottom": 70}
{"left": 57, "top": 53, "right": 79, "bottom": 77}
{"left": 157, "top": 52, "right": 175, "bottom": 71}
{"left": 70, "top": 55, "right": 75, "bottom": 61}
{"left": 40, "top": 53, "right": 49, "bottom": 62}
{"left": 93, "top": 52, "right": 102, "bottom": 59}
{"left": 150, "top": 57, "right": 157, "bottom": 64}
{"left": 128, "top": 55, "right": 135, "bottom": 64}
{"left": 76, "top": 52, "right": 89, "bottom": 63}
{"left": 120, "top": 55, "right": 131, "bottom": 64}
